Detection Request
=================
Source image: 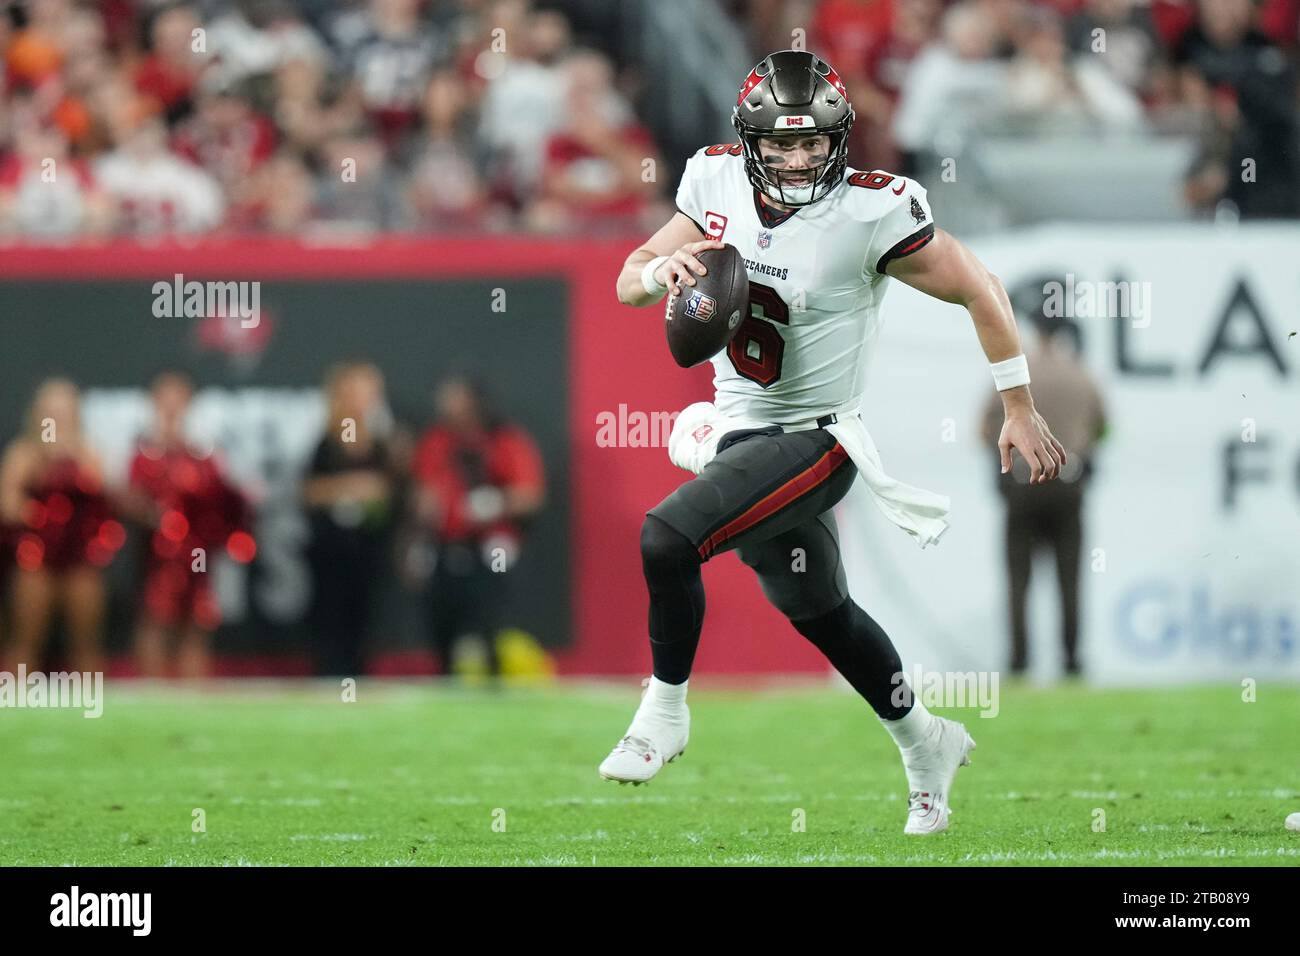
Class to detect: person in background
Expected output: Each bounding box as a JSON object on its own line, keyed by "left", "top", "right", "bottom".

{"left": 811, "top": 0, "right": 895, "bottom": 90}
{"left": 853, "top": 0, "right": 944, "bottom": 173}
{"left": 1177, "top": 0, "right": 1300, "bottom": 218}
{"left": 328, "top": 0, "right": 448, "bottom": 152}
{"left": 312, "top": 127, "right": 402, "bottom": 231}
{"left": 526, "top": 48, "right": 666, "bottom": 234}
{"left": 126, "top": 372, "right": 253, "bottom": 679}
{"left": 171, "top": 74, "right": 278, "bottom": 231}
{"left": 0, "top": 99, "right": 112, "bottom": 238}
{"left": 205, "top": 0, "right": 328, "bottom": 89}
{"left": 1065, "top": 0, "right": 1166, "bottom": 102}
{"left": 4, "top": 0, "right": 74, "bottom": 92}
{"left": 405, "top": 69, "right": 491, "bottom": 232}
{"left": 133, "top": 2, "right": 208, "bottom": 127}
{"left": 302, "top": 360, "right": 397, "bottom": 677}
{"left": 0, "top": 378, "right": 124, "bottom": 673}
{"left": 1003, "top": 5, "right": 1146, "bottom": 134}
{"left": 95, "top": 103, "right": 225, "bottom": 236}
{"left": 891, "top": 1, "right": 1007, "bottom": 174}
{"left": 982, "top": 301, "right": 1108, "bottom": 678}
{"left": 474, "top": 2, "right": 572, "bottom": 208}
{"left": 411, "top": 376, "right": 544, "bottom": 677}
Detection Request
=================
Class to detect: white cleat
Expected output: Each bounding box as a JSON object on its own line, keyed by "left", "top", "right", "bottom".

{"left": 900, "top": 716, "right": 976, "bottom": 835}
{"left": 598, "top": 681, "right": 689, "bottom": 785}
{"left": 597, "top": 730, "right": 688, "bottom": 785}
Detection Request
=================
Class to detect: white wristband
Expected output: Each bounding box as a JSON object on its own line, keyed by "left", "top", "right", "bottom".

{"left": 991, "top": 354, "right": 1031, "bottom": 391}
{"left": 641, "top": 256, "right": 670, "bottom": 298}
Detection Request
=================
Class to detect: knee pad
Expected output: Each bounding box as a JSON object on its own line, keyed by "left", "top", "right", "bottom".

{"left": 640, "top": 514, "right": 700, "bottom": 573}
{"left": 791, "top": 596, "right": 854, "bottom": 645}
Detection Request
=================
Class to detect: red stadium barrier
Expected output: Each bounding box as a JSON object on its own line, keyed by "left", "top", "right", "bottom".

{"left": 1, "top": 238, "right": 831, "bottom": 677}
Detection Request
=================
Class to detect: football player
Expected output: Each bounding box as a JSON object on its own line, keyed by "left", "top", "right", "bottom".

{"left": 605, "top": 50, "right": 1067, "bottom": 834}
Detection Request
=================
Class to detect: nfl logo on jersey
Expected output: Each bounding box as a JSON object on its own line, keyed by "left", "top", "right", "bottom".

{"left": 684, "top": 291, "right": 716, "bottom": 322}
{"left": 757, "top": 230, "right": 772, "bottom": 249}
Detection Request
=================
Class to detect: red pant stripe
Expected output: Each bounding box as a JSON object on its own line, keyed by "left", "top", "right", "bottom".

{"left": 698, "top": 443, "right": 850, "bottom": 559}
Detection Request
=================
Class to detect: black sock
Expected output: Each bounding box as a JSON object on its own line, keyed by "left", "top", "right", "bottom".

{"left": 792, "top": 597, "right": 909, "bottom": 719}
{"left": 640, "top": 515, "right": 705, "bottom": 685}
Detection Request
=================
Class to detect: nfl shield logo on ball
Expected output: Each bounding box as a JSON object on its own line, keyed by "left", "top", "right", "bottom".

{"left": 757, "top": 230, "right": 772, "bottom": 249}
{"left": 684, "top": 291, "right": 716, "bottom": 322}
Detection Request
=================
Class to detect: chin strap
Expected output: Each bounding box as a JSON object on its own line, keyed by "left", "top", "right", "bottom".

{"left": 755, "top": 167, "right": 843, "bottom": 209}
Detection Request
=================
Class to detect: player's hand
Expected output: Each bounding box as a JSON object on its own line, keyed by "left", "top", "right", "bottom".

{"left": 999, "top": 407, "right": 1067, "bottom": 484}
{"left": 658, "top": 239, "right": 726, "bottom": 296}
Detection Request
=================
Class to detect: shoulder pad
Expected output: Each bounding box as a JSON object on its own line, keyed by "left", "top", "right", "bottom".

{"left": 838, "top": 168, "right": 922, "bottom": 221}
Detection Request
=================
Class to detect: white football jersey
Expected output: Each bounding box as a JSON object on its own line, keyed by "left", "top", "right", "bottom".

{"left": 674, "top": 145, "right": 935, "bottom": 424}
{"left": 95, "top": 152, "right": 225, "bottom": 235}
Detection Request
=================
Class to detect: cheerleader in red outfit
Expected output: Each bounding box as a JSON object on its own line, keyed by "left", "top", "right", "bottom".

{"left": 0, "top": 379, "right": 124, "bottom": 673}
{"left": 126, "top": 373, "right": 254, "bottom": 679}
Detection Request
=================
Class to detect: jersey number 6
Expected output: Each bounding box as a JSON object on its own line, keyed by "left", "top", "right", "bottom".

{"left": 727, "top": 281, "right": 788, "bottom": 387}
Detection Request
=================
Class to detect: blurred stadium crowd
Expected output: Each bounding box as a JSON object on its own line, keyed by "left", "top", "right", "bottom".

{"left": 745, "top": 0, "right": 1300, "bottom": 217}
{"left": 0, "top": 0, "right": 671, "bottom": 236}
{"left": 0, "top": 0, "right": 1296, "bottom": 239}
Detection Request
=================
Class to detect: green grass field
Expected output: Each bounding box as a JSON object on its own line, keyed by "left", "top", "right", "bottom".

{"left": 1, "top": 680, "right": 1297, "bottom": 866}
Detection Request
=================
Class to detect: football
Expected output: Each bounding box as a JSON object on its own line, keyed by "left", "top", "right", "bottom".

{"left": 664, "top": 244, "right": 749, "bottom": 367}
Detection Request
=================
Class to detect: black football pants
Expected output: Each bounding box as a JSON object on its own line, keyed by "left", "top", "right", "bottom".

{"left": 641, "top": 427, "right": 911, "bottom": 719}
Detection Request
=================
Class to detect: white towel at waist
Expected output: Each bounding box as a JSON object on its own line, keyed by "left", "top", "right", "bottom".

{"left": 667, "top": 401, "right": 950, "bottom": 549}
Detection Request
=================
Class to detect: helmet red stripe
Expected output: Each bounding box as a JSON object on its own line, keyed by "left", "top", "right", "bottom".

{"left": 737, "top": 66, "right": 764, "bottom": 106}
{"left": 822, "top": 64, "right": 848, "bottom": 98}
